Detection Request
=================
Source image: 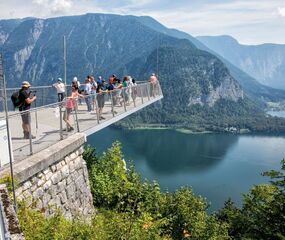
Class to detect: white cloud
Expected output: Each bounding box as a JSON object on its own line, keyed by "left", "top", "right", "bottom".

{"left": 0, "top": 0, "right": 285, "bottom": 44}
{"left": 32, "top": 0, "right": 72, "bottom": 15}
{"left": 278, "top": 7, "right": 285, "bottom": 17}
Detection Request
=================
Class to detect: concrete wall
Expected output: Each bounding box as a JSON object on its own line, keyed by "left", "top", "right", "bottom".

{"left": 0, "top": 133, "right": 94, "bottom": 220}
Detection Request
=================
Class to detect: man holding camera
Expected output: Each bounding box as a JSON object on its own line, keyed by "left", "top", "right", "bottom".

{"left": 19, "top": 81, "right": 37, "bottom": 139}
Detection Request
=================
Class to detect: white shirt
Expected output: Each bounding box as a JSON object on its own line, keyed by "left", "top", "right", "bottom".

{"left": 53, "top": 82, "right": 65, "bottom": 93}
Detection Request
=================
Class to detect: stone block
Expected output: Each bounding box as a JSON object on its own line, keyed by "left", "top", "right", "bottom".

{"left": 22, "top": 181, "right": 32, "bottom": 191}
{"left": 43, "top": 169, "right": 50, "bottom": 175}
{"left": 37, "top": 178, "right": 45, "bottom": 187}
{"left": 66, "top": 175, "right": 73, "bottom": 185}
{"left": 70, "top": 152, "right": 77, "bottom": 160}
{"left": 74, "top": 157, "right": 82, "bottom": 170}
{"left": 66, "top": 184, "right": 76, "bottom": 199}
{"left": 43, "top": 180, "right": 52, "bottom": 191}
{"left": 51, "top": 165, "right": 57, "bottom": 173}
{"left": 45, "top": 171, "right": 53, "bottom": 181}
{"left": 57, "top": 179, "right": 67, "bottom": 193}
{"left": 59, "top": 191, "right": 67, "bottom": 204}
{"left": 33, "top": 187, "right": 44, "bottom": 199}
{"left": 69, "top": 161, "right": 76, "bottom": 173}
{"left": 56, "top": 161, "right": 63, "bottom": 171}
{"left": 51, "top": 171, "right": 62, "bottom": 185}
{"left": 36, "top": 199, "right": 43, "bottom": 210}
{"left": 61, "top": 165, "right": 70, "bottom": 179}
{"left": 42, "top": 193, "right": 51, "bottom": 208}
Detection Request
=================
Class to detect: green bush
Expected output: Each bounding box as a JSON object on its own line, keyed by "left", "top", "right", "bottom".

{"left": 18, "top": 142, "right": 229, "bottom": 239}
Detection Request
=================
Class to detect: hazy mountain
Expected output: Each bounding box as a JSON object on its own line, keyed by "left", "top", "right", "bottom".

{"left": 136, "top": 17, "right": 285, "bottom": 103}
{"left": 197, "top": 35, "right": 285, "bottom": 90}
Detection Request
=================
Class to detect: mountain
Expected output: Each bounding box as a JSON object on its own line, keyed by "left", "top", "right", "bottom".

{"left": 135, "top": 17, "right": 285, "bottom": 103}
{"left": 197, "top": 35, "right": 285, "bottom": 90}
{"left": 1, "top": 13, "right": 285, "bottom": 132}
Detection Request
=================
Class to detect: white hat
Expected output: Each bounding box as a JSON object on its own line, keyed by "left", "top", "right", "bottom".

{"left": 21, "top": 81, "right": 31, "bottom": 88}
{"left": 73, "top": 77, "right": 78, "bottom": 81}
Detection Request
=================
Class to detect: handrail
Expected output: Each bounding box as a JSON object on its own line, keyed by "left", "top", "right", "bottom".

{"left": 0, "top": 81, "right": 152, "bottom": 117}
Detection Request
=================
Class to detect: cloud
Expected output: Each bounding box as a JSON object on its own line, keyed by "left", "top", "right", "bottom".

{"left": 32, "top": 0, "right": 72, "bottom": 15}
{"left": 278, "top": 7, "right": 285, "bottom": 17}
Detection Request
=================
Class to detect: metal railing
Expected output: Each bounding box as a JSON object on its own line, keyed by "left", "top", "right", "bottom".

{"left": 0, "top": 81, "right": 163, "bottom": 162}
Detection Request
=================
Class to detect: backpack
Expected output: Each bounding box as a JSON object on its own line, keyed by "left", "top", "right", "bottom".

{"left": 11, "top": 90, "right": 23, "bottom": 109}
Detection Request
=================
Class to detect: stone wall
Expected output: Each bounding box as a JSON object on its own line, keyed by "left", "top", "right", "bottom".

{"left": 15, "top": 146, "right": 94, "bottom": 220}
{"left": 0, "top": 133, "right": 94, "bottom": 221}
{"left": 0, "top": 184, "right": 24, "bottom": 240}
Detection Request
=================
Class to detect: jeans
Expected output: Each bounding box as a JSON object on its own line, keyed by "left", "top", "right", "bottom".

{"left": 57, "top": 93, "right": 65, "bottom": 102}
{"left": 85, "top": 95, "right": 92, "bottom": 112}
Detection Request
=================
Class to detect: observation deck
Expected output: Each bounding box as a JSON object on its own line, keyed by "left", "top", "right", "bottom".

{"left": 0, "top": 81, "right": 163, "bottom": 163}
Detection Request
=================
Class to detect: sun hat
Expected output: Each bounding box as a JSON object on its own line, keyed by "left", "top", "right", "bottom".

{"left": 21, "top": 81, "right": 31, "bottom": 88}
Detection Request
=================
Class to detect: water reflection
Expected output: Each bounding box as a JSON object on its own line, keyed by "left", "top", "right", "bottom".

{"left": 121, "top": 130, "right": 238, "bottom": 174}
{"left": 88, "top": 128, "right": 239, "bottom": 174}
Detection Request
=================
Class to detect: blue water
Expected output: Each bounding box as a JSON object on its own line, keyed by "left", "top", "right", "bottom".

{"left": 87, "top": 127, "right": 285, "bottom": 211}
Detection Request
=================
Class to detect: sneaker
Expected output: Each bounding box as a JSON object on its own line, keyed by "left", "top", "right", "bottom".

{"left": 24, "top": 133, "right": 36, "bottom": 139}
{"left": 68, "top": 127, "right": 74, "bottom": 132}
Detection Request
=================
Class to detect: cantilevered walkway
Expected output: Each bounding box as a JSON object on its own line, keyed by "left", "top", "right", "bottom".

{"left": 0, "top": 82, "right": 163, "bottom": 162}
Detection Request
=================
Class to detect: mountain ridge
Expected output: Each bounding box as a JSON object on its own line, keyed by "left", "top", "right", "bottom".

{"left": 197, "top": 35, "right": 285, "bottom": 90}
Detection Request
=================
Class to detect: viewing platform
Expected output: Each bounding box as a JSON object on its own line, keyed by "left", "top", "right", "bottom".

{"left": 0, "top": 81, "right": 163, "bottom": 164}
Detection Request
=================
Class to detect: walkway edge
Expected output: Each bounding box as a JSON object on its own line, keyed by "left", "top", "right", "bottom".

{"left": 0, "top": 133, "right": 86, "bottom": 184}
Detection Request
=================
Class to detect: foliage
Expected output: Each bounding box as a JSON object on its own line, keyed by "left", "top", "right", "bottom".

{"left": 85, "top": 142, "right": 229, "bottom": 239}
{"left": 18, "top": 143, "right": 229, "bottom": 239}
{"left": 216, "top": 159, "right": 285, "bottom": 239}
{"left": 0, "top": 174, "right": 18, "bottom": 193}
{"left": 18, "top": 144, "right": 285, "bottom": 239}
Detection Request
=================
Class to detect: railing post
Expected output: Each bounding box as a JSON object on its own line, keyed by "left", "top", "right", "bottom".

{"left": 147, "top": 83, "right": 150, "bottom": 100}
{"left": 139, "top": 85, "right": 144, "bottom": 104}
{"left": 132, "top": 86, "right": 136, "bottom": 107}
{"left": 94, "top": 93, "right": 100, "bottom": 124}
{"left": 59, "top": 103, "right": 63, "bottom": 140}
{"left": 41, "top": 88, "right": 44, "bottom": 106}
{"left": 74, "top": 99, "right": 80, "bottom": 132}
{"left": 28, "top": 110, "right": 33, "bottom": 155}
{"left": 110, "top": 91, "right": 115, "bottom": 117}
{"left": 122, "top": 87, "right": 127, "bottom": 112}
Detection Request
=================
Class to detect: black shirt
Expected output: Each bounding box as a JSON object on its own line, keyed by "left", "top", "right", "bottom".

{"left": 18, "top": 89, "right": 31, "bottom": 111}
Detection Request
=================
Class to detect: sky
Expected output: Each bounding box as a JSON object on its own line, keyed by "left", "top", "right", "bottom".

{"left": 0, "top": 0, "right": 285, "bottom": 45}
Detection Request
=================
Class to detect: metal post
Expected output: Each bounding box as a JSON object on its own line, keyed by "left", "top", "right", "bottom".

{"left": 0, "top": 53, "right": 17, "bottom": 212}
{"left": 74, "top": 99, "right": 80, "bottom": 132}
{"left": 28, "top": 111, "right": 33, "bottom": 155}
{"left": 94, "top": 93, "right": 100, "bottom": 124}
{"left": 34, "top": 98, "right": 38, "bottom": 132}
{"left": 132, "top": 86, "right": 136, "bottom": 107}
{"left": 147, "top": 83, "right": 150, "bottom": 100}
{"left": 139, "top": 85, "right": 143, "bottom": 104}
{"left": 63, "top": 36, "right": 67, "bottom": 91}
{"left": 59, "top": 104, "right": 63, "bottom": 140}
{"left": 110, "top": 91, "right": 115, "bottom": 117}
{"left": 122, "top": 88, "right": 127, "bottom": 112}
{"left": 41, "top": 88, "right": 44, "bottom": 106}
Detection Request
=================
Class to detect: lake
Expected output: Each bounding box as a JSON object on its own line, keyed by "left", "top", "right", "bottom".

{"left": 87, "top": 127, "right": 285, "bottom": 211}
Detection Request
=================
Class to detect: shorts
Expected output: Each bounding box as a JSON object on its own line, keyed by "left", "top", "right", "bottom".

{"left": 66, "top": 108, "right": 72, "bottom": 114}
{"left": 97, "top": 95, "right": 105, "bottom": 108}
{"left": 21, "top": 111, "right": 30, "bottom": 124}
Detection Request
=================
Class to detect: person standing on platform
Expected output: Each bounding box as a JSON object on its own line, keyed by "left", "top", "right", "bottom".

{"left": 149, "top": 73, "right": 158, "bottom": 97}
{"left": 84, "top": 77, "right": 92, "bottom": 112}
{"left": 52, "top": 77, "right": 65, "bottom": 102}
{"left": 18, "top": 81, "right": 37, "bottom": 139}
